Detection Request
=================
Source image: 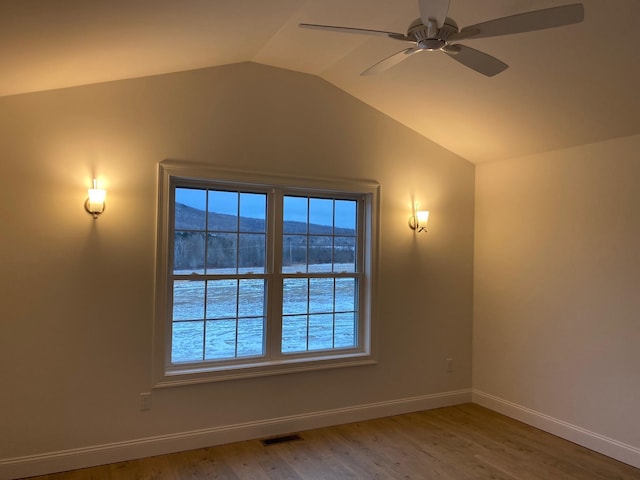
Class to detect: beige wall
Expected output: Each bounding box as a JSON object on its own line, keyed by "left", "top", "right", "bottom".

{"left": 0, "top": 62, "right": 474, "bottom": 474}
{"left": 474, "top": 135, "right": 640, "bottom": 460}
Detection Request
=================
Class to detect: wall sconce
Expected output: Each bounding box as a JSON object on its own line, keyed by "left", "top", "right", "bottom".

{"left": 85, "top": 179, "right": 106, "bottom": 219}
{"left": 409, "top": 205, "right": 429, "bottom": 233}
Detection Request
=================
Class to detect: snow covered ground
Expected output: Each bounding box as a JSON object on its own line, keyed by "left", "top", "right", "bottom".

{"left": 171, "top": 264, "right": 357, "bottom": 363}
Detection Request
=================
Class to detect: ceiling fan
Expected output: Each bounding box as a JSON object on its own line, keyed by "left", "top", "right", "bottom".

{"left": 299, "top": 0, "right": 584, "bottom": 77}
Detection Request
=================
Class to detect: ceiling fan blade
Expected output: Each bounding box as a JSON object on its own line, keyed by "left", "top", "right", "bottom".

{"left": 450, "top": 3, "right": 584, "bottom": 41}
{"left": 299, "top": 23, "right": 405, "bottom": 39}
{"left": 361, "top": 48, "right": 421, "bottom": 76}
{"left": 418, "top": 0, "right": 450, "bottom": 28}
{"left": 443, "top": 44, "right": 508, "bottom": 77}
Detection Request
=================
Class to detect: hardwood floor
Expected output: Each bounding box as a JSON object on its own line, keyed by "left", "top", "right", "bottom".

{"left": 25, "top": 404, "right": 640, "bottom": 479}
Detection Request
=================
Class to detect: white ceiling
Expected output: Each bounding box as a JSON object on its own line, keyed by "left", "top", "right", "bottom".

{"left": 2, "top": 0, "right": 638, "bottom": 163}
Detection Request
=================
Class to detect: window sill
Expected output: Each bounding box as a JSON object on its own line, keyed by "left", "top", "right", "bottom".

{"left": 154, "top": 353, "right": 377, "bottom": 388}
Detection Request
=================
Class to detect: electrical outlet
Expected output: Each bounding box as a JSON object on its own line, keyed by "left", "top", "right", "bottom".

{"left": 446, "top": 358, "right": 454, "bottom": 372}
{"left": 140, "top": 392, "right": 152, "bottom": 411}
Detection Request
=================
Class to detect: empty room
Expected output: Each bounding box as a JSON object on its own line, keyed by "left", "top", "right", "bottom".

{"left": 1, "top": 0, "right": 638, "bottom": 479}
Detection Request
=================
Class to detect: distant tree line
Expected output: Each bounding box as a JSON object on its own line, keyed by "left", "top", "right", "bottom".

{"left": 174, "top": 232, "right": 266, "bottom": 270}
{"left": 174, "top": 232, "right": 356, "bottom": 270}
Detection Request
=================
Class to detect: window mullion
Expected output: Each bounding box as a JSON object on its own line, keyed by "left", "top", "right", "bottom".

{"left": 333, "top": 278, "right": 337, "bottom": 349}
{"left": 203, "top": 191, "right": 209, "bottom": 362}
{"left": 266, "top": 189, "right": 283, "bottom": 359}
{"left": 203, "top": 280, "right": 208, "bottom": 361}
{"left": 306, "top": 278, "right": 311, "bottom": 352}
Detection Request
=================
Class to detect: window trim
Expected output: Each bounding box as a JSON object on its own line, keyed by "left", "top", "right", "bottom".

{"left": 153, "top": 160, "right": 380, "bottom": 387}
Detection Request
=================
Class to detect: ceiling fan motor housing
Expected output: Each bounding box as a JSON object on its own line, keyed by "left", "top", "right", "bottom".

{"left": 409, "top": 18, "right": 458, "bottom": 51}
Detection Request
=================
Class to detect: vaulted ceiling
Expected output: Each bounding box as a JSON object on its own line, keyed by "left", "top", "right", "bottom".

{"left": 2, "top": 0, "right": 638, "bottom": 163}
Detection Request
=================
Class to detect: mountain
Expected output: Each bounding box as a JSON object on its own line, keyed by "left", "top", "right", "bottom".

{"left": 175, "top": 203, "right": 355, "bottom": 235}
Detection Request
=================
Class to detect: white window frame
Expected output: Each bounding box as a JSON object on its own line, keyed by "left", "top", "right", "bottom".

{"left": 153, "top": 161, "right": 380, "bottom": 387}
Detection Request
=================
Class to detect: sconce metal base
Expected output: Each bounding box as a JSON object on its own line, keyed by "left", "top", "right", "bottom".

{"left": 408, "top": 216, "right": 427, "bottom": 233}
{"left": 85, "top": 199, "right": 105, "bottom": 219}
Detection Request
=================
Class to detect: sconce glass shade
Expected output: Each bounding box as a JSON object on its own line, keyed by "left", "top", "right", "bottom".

{"left": 85, "top": 179, "right": 106, "bottom": 219}
{"left": 409, "top": 210, "right": 429, "bottom": 233}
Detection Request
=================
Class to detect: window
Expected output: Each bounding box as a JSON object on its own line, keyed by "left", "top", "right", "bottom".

{"left": 154, "top": 161, "right": 379, "bottom": 386}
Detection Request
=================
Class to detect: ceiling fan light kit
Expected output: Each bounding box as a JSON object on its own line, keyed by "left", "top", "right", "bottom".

{"left": 300, "top": 1, "right": 584, "bottom": 77}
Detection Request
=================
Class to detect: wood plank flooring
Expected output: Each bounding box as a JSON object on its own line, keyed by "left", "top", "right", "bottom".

{"left": 24, "top": 404, "right": 640, "bottom": 479}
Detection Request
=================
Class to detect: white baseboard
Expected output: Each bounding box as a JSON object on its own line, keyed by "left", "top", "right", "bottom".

{"left": 0, "top": 389, "right": 471, "bottom": 480}
{"left": 473, "top": 389, "right": 640, "bottom": 469}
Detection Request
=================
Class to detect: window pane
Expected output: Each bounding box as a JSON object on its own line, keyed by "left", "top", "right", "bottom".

{"left": 283, "top": 196, "right": 308, "bottom": 233}
{"left": 173, "top": 280, "right": 205, "bottom": 320}
{"left": 309, "top": 278, "right": 334, "bottom": 313}
{"left": 309, "top": 314, "right": 334, "bottom": 351}
{"left": 333, "top": 236, "right": 356, "bottom": 272}
{"left": 335, "top": 278, "right": 356, "bottom": 312}
{"left": 238, "top": 234, "right": 265, "bottom": 272}
{"left": 208, "top": 190, "right": 238, "bottom": 232}
{"left": 335, "top": 313, "right": 357, "bottom": 348}
{"left": 165, "top": 175, "right": 371, "bottom": 375}
{"left": 238, "top": 279, "right": 265, "bottom": 318}
{"left": 283, "top": 278, "right": 308, "bottom": 315}
{"left": 206, "top": 233, "right": 236, "bottom": 272}
{"left": 172, "top": 321, "right": 204, "bottom": 363}
{"left": 237, "top": 318, "right": 264, "bottom": 357}
{"left": 309, "top": 198, "right": 333, "bottom": 234}
{"left": 174, "top": 232, "right": 205, "bottom": 274}
{"left": 239, "top": 193, "right": 266, "bottom": 233}
{"left": 205, "top": 319, "right": 236, "bottom": 360}
{"left": 308, "top": 236, "right": 332, "bottom": 272}
{"left": 281, "top": 277, "right": 357, "bottom": 353}
{"left": 206, "top": 279, "right": 237, "bottom": 319}
{"left": 175, "top": 188, "right": 206, "bottom": 230}
{"left": 282, "top": 315, "right": 308, "bottom": 353}
{"left": 282, "top": 235, "right": 306, "bottom": 273}
{"left": 335, "top": 199, "right": 356, "bottom": 232}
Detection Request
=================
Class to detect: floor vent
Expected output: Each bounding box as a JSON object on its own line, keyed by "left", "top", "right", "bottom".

{"left": 260, "top": 434, "right": 303, "bottom": 446}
